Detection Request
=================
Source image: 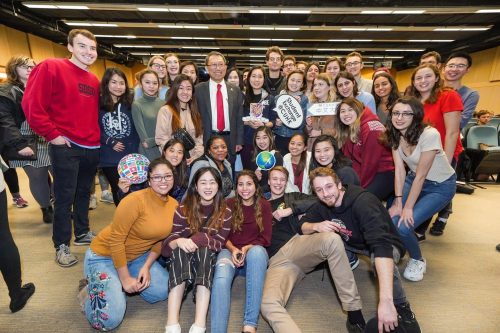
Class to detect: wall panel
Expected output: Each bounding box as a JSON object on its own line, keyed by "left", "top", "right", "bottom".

{"left": 28, "top": 34, "right": 54, "bottom": 63}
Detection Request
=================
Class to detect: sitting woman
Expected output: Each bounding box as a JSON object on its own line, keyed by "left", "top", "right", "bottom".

{"left": 251, "top": 126, "right": 283, "bottom": 198}
{"left": 385, "top": 97, "right": 456, "bottom": 282}
{"left": 162, "top": 139, "right": 189, "bottom": 202}
{"left": 82, "top": 158, "right": 178, "bottom": 331}
{"left": 162, "top": 167, "right": 232, "bottom": 333}
{"left": 189, "top": 136, "right": 234, "bottom": 198}
{"left": 155, "top": 74, "right": 204, "bottom": 165}
{"left": 283, "top": 133, "right": 311, "bottom": 194}
{"left": 309, "top": 135, "right": 360, "bottom": 186}
{"left": 211, "top": 170, "right": 272, "bottom": 333}
{"left": 335, "top": 98, "right": 395, "bottom": 201}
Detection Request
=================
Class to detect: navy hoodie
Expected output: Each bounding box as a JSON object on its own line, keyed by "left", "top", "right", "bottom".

{"left": 99, "top": 102, "right": 140, "bottom": 167}
{"left": 299, "top": 184, "right": 404, "bottom": 258}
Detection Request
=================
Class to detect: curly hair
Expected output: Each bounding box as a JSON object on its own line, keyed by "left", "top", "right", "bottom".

{"left": 231, "top": 170, "right": 264, "bottom": 233}
{"left": 383, "top": 96, "right": 426, "bottom": 150}
{"left": 182, "top": 167, "right": 227, "bottom": 233}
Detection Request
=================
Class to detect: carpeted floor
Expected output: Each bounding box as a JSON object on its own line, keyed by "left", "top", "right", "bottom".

{"left": 0, "top": 175, "right": 499, "bottom": 333}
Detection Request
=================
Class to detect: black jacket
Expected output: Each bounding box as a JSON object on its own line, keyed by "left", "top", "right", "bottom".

{"left": 299, "top": 185, "right": 405, "bottom": 258}
{"left": 0, "top": 82, "right": 29, "bottom": 152}
{"left": 268, "top": 192, "right": 318, "bottom": 258}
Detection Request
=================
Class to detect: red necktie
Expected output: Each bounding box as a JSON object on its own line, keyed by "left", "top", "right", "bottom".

{"left": 216, "top": 83, "right": 225, "bottom": 132}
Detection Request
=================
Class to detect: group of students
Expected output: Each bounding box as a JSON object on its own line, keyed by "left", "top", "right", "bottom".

{"left": 0, "top": 27, "right": 478, "bottom": 332}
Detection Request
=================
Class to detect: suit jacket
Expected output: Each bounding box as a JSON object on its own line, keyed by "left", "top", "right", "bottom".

{"left": 195, "top": 80, "right": 244, "bottom": 155}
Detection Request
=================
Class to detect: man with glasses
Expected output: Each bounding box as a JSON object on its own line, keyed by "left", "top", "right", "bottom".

{"left": 345, "top": 52, "right": 372, "bottom": 93}
{"left": 23, "top": 29, "right": 100, "bottom": 267}
{"left": 443, "top": 52, "right": 479, "bottom": 128}
{"left": 264, "top": 46, "right": 286, "bottom": 96}
{"left": 282, "top": 55, "right": 296, "bottom": 77}
{"left": 195, "top": 51, "right": 244, "bottom": 163}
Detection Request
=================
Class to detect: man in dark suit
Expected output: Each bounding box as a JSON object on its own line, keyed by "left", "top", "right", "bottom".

{"left": 195, "top": 51, "right": 244, "bottom": 162}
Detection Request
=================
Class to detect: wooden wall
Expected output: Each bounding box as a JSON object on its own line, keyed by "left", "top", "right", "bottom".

{"left": 1, "top": 23, "right": 500, "bottom": 112}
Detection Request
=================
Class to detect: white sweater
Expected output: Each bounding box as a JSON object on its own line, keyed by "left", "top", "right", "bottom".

{"left": 283, "top": 151, "right": 312, "bottom": 194}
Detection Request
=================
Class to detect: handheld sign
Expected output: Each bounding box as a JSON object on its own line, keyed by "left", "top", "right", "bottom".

{"left": 307, "top": 102, "right": 339, "bottom": 117}
{"left": 256, "top": 151, "right": 277, "bottom": 170}
{"left": 117, "top": 154, "right": 150, "bottom": 184}
{"left": 274, "top": 94, "right": 304, "bottom": 129}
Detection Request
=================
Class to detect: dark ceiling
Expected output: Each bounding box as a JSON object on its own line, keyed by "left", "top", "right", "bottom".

{"left": 1, "top": 1, "right": 500, "bottom": 70}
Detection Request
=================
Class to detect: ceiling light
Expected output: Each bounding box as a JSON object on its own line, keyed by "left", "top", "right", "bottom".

{"left": 280, "top": 10, "right": 311, "bottom": 14}
{"left": 250, "top": 47, "right": 267, "bottom": 50}
{"left": 461, "top": 27, "right": 490, "bottom": 31}
{"left": 385, "top": 49, "right": 424, "bottom": 52}
{"left": 65, "top": 22, "right": 93, "bottom": 26}
{"left": 114, "top": 45, "right": 153, "bottom": 48}
{"left": 351, "top": 39, "right": 373, "bottom": 42}
{"left": 250, "top": 38, "right": 271, "bottom": 41}
{"left": 169, "top": 8, "right": 200, "bottom": 13}
{"left": 182, "top": 46, "right": 202, "bottom": 49}
{"left": 197, "top": 37, "right": 215, "bottom": 40}
{"left": 317, "top": 49, "right": 336, "bottom": 51}
{"left": 393, "top": 10, "right": 425, "bottom": 14}
{"left": 250, "top": 55, "right": 266, "bottom": 57}
{"left": 366, "top": 28, "right": 393, "bottom": 31}
{"left": 275, "top": 27, "right": 301, "bottom": 31}
{"left": 138, "top": 7, "right": 169, "bottom": 12}
{"left": 361, "top": 10, "right": 392, "bottom": 14}
{"left": 95, "top": 35, "right": 136, "bottom": 39}
{"left": 24, "top": 4, "right": 57, "bottom": 9}
{"left": 249, "top": 27, "right": 274, "bottom": 30}
{"left": 92, "top": 23, "right": 118, "bottom": 27}
{"left": 272, "top": 38, "right": 293, "bottom": 41}
{"left": 249, "top": 9, "right": 280, "bottom": 14}
{"left": 341, "top": 28, "right": 366, "bottom": 31}
{"left": 158, "top": 25, "right": 183, "bottom": 29}
{"left": 57, "top": 5, "right": 89, "bottom": 10}
{"left": 329, "top": 39, "right": 350, "bottom": 42}
{"left": 476, "top": 9, "right": 500, "bottom": 13}
{"left": 171, "top": 36, "right": 193, "bottom": 39}
{"left": 184, "top": 25, "right": 209, "bottom": 29}
{"left": 434, "top": 28, "right": 461, "bottom": 31}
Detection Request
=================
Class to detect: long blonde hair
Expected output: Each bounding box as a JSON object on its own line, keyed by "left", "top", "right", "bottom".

{"left": 308, "top": 73, "right": 336, "bottom": 103}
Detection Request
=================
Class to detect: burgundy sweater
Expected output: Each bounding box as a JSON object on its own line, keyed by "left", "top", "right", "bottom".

{"left": 226, "top": 197, "right": 272, "bottom": 249}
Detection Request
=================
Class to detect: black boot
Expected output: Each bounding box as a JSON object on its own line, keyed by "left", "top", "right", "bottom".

{"left": 9, "top": 283, "right": 35, "bottom": 313}
{"left": 41, "top": 206, "right": 53, "bottom": 224}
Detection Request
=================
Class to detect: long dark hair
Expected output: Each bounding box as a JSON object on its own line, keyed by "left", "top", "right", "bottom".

{"left": 408, "top": 64, "right": 443, "bottom": 104}
{"left": 334, "top": 71, "right": 359, "bottom": 99}
{"left": 289, "top": 133, "right": 308, "bottom": 178}
{"left": 383, "top": 96, "right": 426, "bottom": 150}
{"left": 182, "top": 167, "right": 227, "bottom": 233}
{"left": 252, "top": 126, "right": 276, "bottom": 161}
{"left": 179, "top": 61, "right": 199, "bottom": 85}
{"left": 372, "top": 72, "right": 401, "bottom": 110}
{"left": 309, "top": 135, "right": 352, "bottom": 171}
{"left": 232, "top": 170, "right": 263, "bottom": 232}
{"left": 334, "top": 97, "right": 365, "bottom": 146}
{"left": 244, "top": 65, "right": 267, "bottom": 106}
{"left": 165, "top": 74, "right": 203, "bottom": 137}
{"left": 162, "top": 138, "right": 188, "bottom": 189}
{"left": 100, "top": 67, "right": 133, "bottom": 112}
{"left": 226, "top": 67, "right": 244, "bottom": 90}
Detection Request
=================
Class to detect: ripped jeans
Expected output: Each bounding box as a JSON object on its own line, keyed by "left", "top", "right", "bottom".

{"left": 210, "top": 246, "right": 269, "bottom": 333}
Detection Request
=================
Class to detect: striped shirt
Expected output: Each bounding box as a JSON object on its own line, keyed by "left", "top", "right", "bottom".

{"left": 161, "top": 203, "right": 232, "bottom": 257}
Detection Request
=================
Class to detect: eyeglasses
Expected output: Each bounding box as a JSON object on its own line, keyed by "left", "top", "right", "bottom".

{"left": 283, "top": 63, "right": 295, "bottom": 68}
{"left": 19, "top": 65, "right": 35, "bottom": 70}
{"left": 269, "top": 57, "right": 282, "bottom": 63}
{"left": 150, "top": 174, "right": 174, "bottom": 182}
{"left": 345, "top": 61, "right": 361, "bottom": 67}
{"left": 151, "top": 63, "right": 166, "bottom": 70}
{"left": 208, "top": 63, "right": 226, "bottom": 69}
{"left": 445, "top": 64, "right": 468, "bottom": 70}
{"left": 391, "top": 112, "right": 414, "bottom": 119}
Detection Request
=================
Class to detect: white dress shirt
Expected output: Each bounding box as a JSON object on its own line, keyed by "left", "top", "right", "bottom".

{"left": 209, "top": 79, "right": 230, "bottom": 131}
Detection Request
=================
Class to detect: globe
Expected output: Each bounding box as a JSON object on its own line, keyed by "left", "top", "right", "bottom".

{"left": 256, "top": 151, "right": 277, "bottom": 170}
{"left": 117, "top": 154, "right": 150, "bottom": 184}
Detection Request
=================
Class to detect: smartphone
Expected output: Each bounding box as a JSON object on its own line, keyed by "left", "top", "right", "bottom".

{"left": 236, "top": 253, "right": 243, "bottom": 261}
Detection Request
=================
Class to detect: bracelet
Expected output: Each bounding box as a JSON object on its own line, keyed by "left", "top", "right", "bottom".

{"left": 394, "top": 195, "right": 402, "bottom": 198}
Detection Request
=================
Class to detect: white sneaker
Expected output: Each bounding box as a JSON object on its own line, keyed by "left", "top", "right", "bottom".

{"left": 403, "top": 258, "right": 426, "bottom": 282}
{"left": 55, "top": 244, "right": 78, "bottom": 267}
{"left": 165, "top": 323, "right": 181, "bottom": 333}
{"left": 189, "top": 324, "right": 206, "bottom": 333}
{"left": 89, "top": 194, "right": 97, "bottom": 210}
{"left": 100, "top": 190, "right": 114, "bottom": 204}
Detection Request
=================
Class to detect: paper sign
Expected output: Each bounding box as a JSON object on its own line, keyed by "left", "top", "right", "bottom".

{"left": 273, "top": 94, "right": 304, "bottom": 129}
{"left": 307, "top": 102, "right": 339, "bottom": 116}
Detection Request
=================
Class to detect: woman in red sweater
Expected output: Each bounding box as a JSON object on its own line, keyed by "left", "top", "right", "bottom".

{"left": 211, "top": 170, "right": 272, "bottom": 333}
{"left": 335, "top": 97, "right": 395, "bottom": 200}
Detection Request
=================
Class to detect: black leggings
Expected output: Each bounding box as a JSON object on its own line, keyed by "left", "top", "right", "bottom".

{"left": 101, "top": 167, "right": 121, "bottom": 206}
{"left": 365, "top": 170, "right": 395, "bottom": 201}
{"left": 0, "top": 190, "right": 23, "bottom": 300}
{"left": 3, "top": 168, "right": 20, "bottom": 195}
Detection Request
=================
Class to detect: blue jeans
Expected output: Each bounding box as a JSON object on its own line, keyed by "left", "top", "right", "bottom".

{"left": 210, "top": 246, "right": 269, "bottom": 333}
{"left": 49, "top": 144, "right": 99, "bottom": 247}
{"left": 392, "top": 172, "right": 456, "bottom": 259}
{"left": 83, "top": 249, "right": 169, "bottom": 331}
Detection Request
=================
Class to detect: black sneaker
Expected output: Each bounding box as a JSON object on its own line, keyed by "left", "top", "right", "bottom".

{"left": 346, "top": 250, "right": 360, "bottom": 270}
{"left": 346, "top": 320, "right": 365, "bottom": 333}
{"left": 415, "top": 232, "right": 426, "bottom": 243}
{"left": 396, "top": 302, "right": 421, "bottom": 333}
{"left": 10, "top": 283, "right": 35, "bottom": 313}
{"left": 429, "top": 220, "right": 446, "bottom": 236}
